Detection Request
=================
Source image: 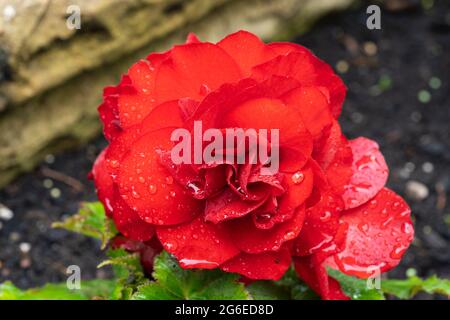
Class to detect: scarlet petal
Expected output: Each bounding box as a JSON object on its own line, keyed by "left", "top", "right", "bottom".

{"left": 221, "top": 97, "right": 311, "bottom": 148}
{"left": 91, "top": 148, "right": 115, "bottom": 216}
{"left": 281, "top": 86, "right": 333, "bottom": 138}
{"left": 342, "top": 137, "right": 388, "bottom": 209}
{"left": 104, "top": 100, "right": 185, "bottom": 177}
{"left": 154, "top": 43, "right": 242, "bottom": 102}
{"left": 221, "top": 248, "right": 291, "bottom": 280}
{"left": 185, "top": 32, "right": 201, "bottom": 44}
{"left": 128, "top": 60, "right": 157, "bottom": 94}
{"left": 117, "top": 128, "right": 202, "bottom": 225}
{"left": 205, "top": 188, "right": 269, "bottom": 224}
{"left": 252, "top": 51, "right": 346, "bottom": 118}
{"left": 227, "top": 205, "right": 305, "bottom": 254}
{"left": 314, "top": 121, "right": 353, "bottom": 195}
{"left": 293, "top": 191, "right": 344, "bottom": 256}
{"left": 111, "top": 187, "right": 155, "bottom": 241}
{"left": 156, "top": 216, "right": 240, "bottom": 269}
{"left": 294, "top": 256, "right": 349, "bottom": 300}
{"left": 217, "top": 30, "right": 277, "bottom": 75}
{"left": 330, "top": 188, "right": 414, "bottom": 278}
{"left": 278, "top": 164, "right": 314, "bottom": 213}
{"left": 118, "top": 91, "right": 157, "bottom": 128}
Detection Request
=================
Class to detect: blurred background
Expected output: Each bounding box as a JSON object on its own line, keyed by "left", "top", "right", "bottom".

{"left": 0, "top": 0, "right": 448, "bottom": 299}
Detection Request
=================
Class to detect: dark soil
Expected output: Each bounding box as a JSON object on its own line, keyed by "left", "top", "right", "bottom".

{"left": 0, "top": 1, "right": 449, "bottom": 298}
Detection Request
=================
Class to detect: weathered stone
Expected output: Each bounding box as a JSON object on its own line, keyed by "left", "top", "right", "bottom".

{"left": 0, "top": 0, "right": 355, "bottom": 188}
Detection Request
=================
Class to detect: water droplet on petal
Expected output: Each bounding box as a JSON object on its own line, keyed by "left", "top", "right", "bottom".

{"left": 320, "top": 211, "right": 332, "bottom": 222}
{"left": 165, "top": 176, "right": 174, "bottom": 185}
{"left": 149, "top": 184, "right": 157, "bottom": 194}
{"left": 357, "top": 222, "right": 369, "bottom": 234}
{"left": 291, "top": 171, "right": 304, "bottom": 184}
{"left": 390, "top": 244, "right": 407, "bottom": 259}
{"left": 109, "top": 160, "right": 119, "bottom": 168}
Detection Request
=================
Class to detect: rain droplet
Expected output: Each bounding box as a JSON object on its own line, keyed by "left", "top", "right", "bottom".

{"left": 401, "top": 222, "right": 413, "bottom": 235}
{"left": 390, "top": 244, "right": 407, "bottom": 259}
{"left": 320, "top": 211, "right": 332, "bottom": 222}
{"left": 165, "top": 176, "right": 174, "bottom": 185}
{"left": 131, "top": 190, "right": 140, "bottom": 199}
{"left": 291, "top": 171, "right": 304, "bottom": 184}
{"left": 149, "top": 184, "right": 157, "bottom": 194}
{"left": 358, "top": 223, "right": 369, "bottom": 234}
{"left": 109, "top": 160, "right": 119, "bottom": 168}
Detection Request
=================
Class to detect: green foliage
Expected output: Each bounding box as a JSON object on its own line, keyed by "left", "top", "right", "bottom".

{"left": 329, "top": 268, "right": 450, "bottom": 300}
{"left": 382, "top": 275, "right": 450, "bottom": 299}
{"left": 98, "top": 248, "right": 145, "bottom": 300}
{"left": 246, "top": 268, "right": 318, "bottom": 300}
{"left": 52, "top": 202, "right": 117, "bottom": 248}
{"left": 131, "top": 251, "right": 248, "bottom": 300}
{"left": 328, "top": 268, "right": 385, "bottom": 300}
{"left": 0, "top": 280, "right": 115, "bottom": 300}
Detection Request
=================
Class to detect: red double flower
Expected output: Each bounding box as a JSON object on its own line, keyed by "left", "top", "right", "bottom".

{"left": 91, "top": 31, "right": 414, "bottom": 299}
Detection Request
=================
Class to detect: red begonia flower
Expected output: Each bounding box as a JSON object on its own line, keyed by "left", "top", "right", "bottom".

{"left": 90, "top": 30, "right": 413, "bottom": 299}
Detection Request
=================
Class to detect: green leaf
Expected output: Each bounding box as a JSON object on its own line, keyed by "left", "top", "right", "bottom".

{"left": 52, "top": 202, "right": 117, "bottom": 248}
{"left": 328, "top": 268, "right": 385, "bottom": 300}
{"left": 246, "top": 281, "right": 290, "bottom": 300}
{"left": 98, "top": 248, "right": 145, "bottom": 300}
{"left": 382, "top": 275, "right": 450, "bottom": 299}
{"left": 131, "top": 251, "right": 248, "bottom": 300}
{"left": 0, "top": 279, "right": 115, "bottom": 300}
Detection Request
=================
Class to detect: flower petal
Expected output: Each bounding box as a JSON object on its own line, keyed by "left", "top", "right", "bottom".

{"left": 156, "top": 216, "right": 240, "bottom": 269}
{"left": 293, "top": 191, "right": 344, "bottom": 256}
{"left": 226, "top": 205, "right": 305, "bottom": 254}
{"left": 117, "top": 127, "right": 202, "bottom": 225}
{"left": 294, "top": 255, "right": 349, "bottom": 300}
{"left": 252, "top": 50, "right": 346, "bottom": 118}
{"left": 90, "top": 148, "right": 115, "bottom": 216}
{"left": 205, "top": 187, "right": 269, "bottom": 224}
{"left": 281, "top": 86, "right": 333, "bottom": 138}
{"left": 221, "top": 248, "right": 291, "bottom": 280}
{"left": 278, "top": 163, "right": 314, "bottom": 213}
{"left": 154, "top": 43, "right": 242, "bottom": 102}
{"left": 342, "top": 137, "right": 388, "bottom": 209}
{"left": 217, "top": 30, "right": 277, "bottom": 75}
{"left": 329, "top": 188, "right": 414, "bottom": 278}
{"left": 111, "top": 187, "right": 155, "bottom": 241}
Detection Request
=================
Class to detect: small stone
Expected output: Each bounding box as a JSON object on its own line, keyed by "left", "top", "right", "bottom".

{"left": 0, "top": 205, "right": 13, "bottom": 220}
{"left": 350, "top": 112, "right": 364, "bottom": 124}
{"left": 19, "top": 242, "right": 31, "bottom": 254}
{"left": 336, "top": 60, "right": 349, "bottom": 74}
{"left": 50, "top": 188, "right": 61, "bottom": 198}
{"left": 43, "top": 178, "right": 54, "bottom": 189}
{"left": 405, "top": 180, "right": 429, "bottom": 202}
{"left": 45, "top": 154, "right": 55, "bottom": 164}
{"left": 20, "top": 258, "right": 31, "bottom": 269}
{"left": 421, "top": 162, "right": 434, "bottom": 174}
{"left": 363, "top": 41, "right": 377, "bottom": 56}
{"left": 9, "top": 232, "right": 20, "bottom": 242}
